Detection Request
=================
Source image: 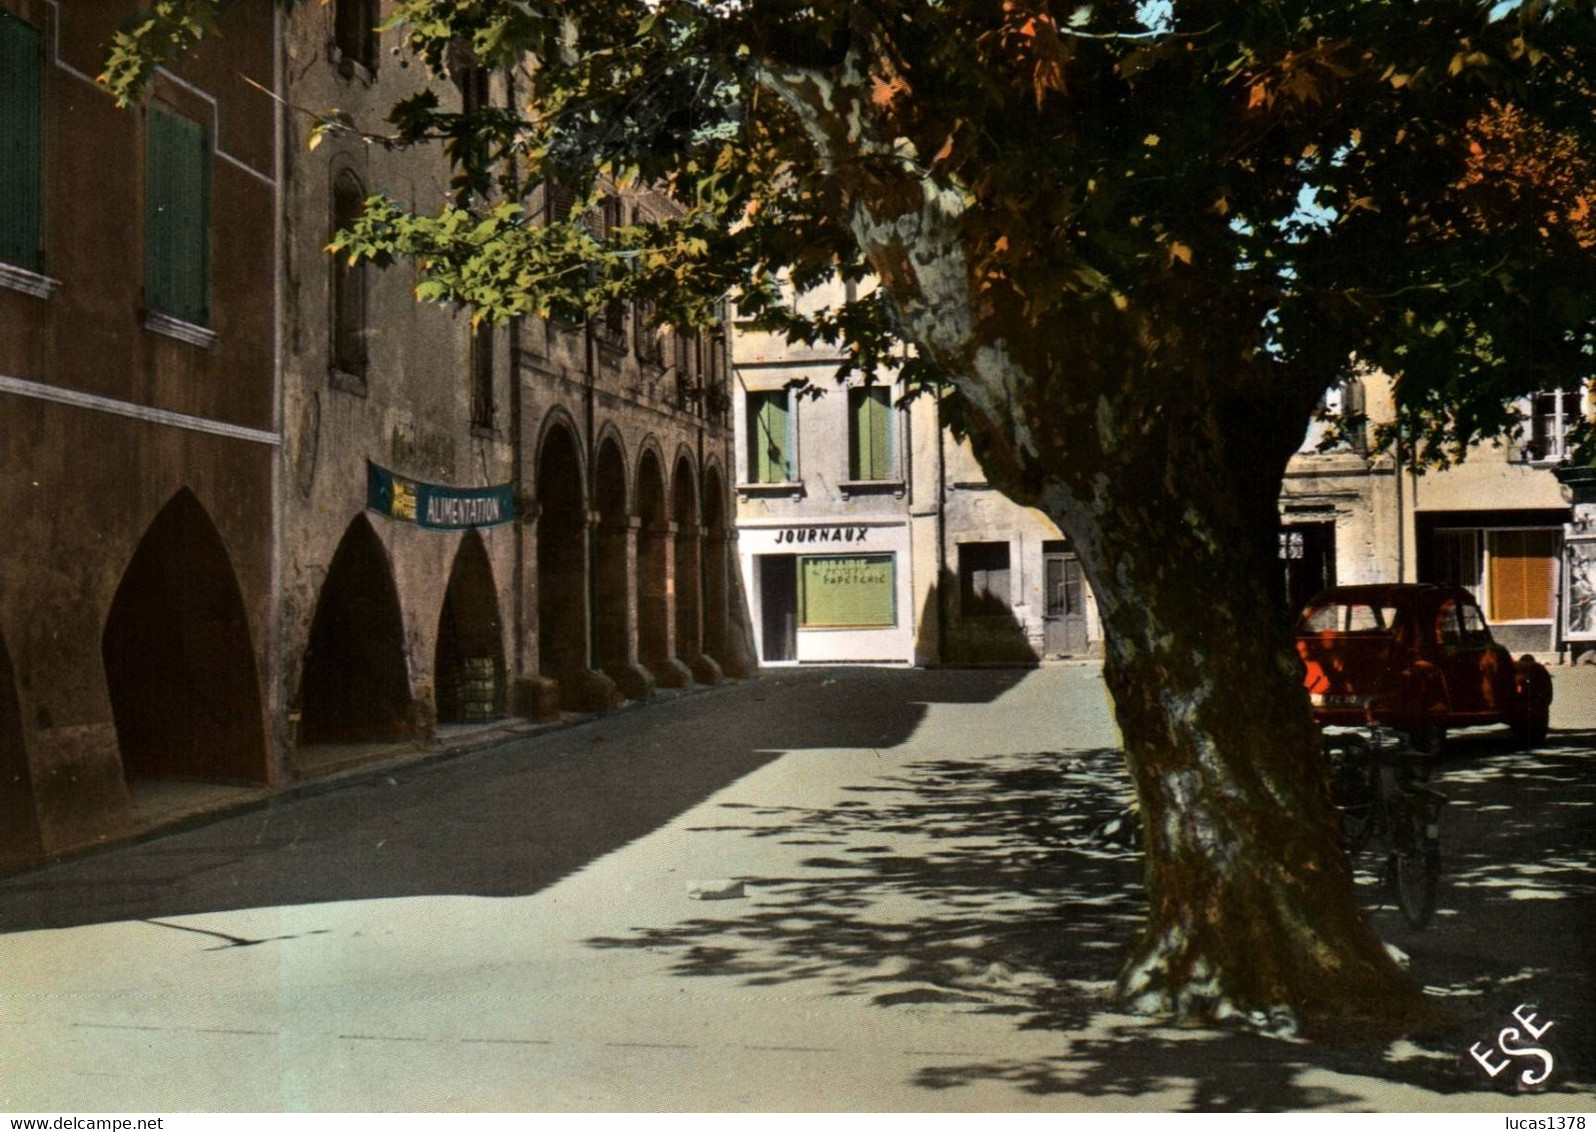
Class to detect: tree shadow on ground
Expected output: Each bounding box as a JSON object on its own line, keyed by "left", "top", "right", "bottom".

{"left": 586, "top": 729, "right": 1596, "bottom": 1109}
{"left": 0, "top": 667, "right": 1027, "bottom": 933}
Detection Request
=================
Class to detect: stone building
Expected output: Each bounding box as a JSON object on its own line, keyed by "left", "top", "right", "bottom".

{"left": 732, "top": 279, "right": 1101, "bottom": 666}
{"left": 0, "top": 0, "right": 280, "bottom": 863}
{"left": 1281, "top": 370, "right": 1592, "bottom": 659}
{"left": 281, "top": 0, "right": 752, "bottom": 776}
{"left": 0, "top": 0, "right": 753, "bottom": 869}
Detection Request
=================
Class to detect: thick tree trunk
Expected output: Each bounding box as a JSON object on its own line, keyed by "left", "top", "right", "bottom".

{"left": 1051, "top": 462, "right": 1443, "bottom": 1036}
{"left": 754, "top": 48, "right": 1448, "bottom": 1039}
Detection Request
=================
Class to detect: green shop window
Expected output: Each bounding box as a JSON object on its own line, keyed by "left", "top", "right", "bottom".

{"left": 799, "top": 554, "right": 895, "bottom": 628}
{"left": 849, "top": 386, "right": 893, "bottom": 480}
{"left": 145, "top": 105, "right": 211, "bottom": 326}
{"left": 747, "top": 390, "right": 792, "bottom": 483}
{"left": 0, "top": 11, "right": 43, "bottom": 273}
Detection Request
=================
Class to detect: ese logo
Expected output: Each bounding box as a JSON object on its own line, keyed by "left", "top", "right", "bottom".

{"left": 1468, "top": 1003, "right": 1555, "bottom": 1090}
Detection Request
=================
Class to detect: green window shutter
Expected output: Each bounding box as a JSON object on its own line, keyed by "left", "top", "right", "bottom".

{"left": 749, "top": 391, "right": 790, "bottom": 483}
{"left": 145, "top": 106, "right": 210, "bottom": 325}
{"left": 0, "top": 13, "right": 43, "bottom": 272}
{"left": 799, "top": 555, "right": 895, "bottom": 628}
{"left": 850, "top": 387, "right": 892, "bottom": 480}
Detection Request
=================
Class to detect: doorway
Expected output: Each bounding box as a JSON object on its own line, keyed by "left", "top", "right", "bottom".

{"left": 759, "top": 555, "right": 797, "bottom": 662}
{"left": 1042, "top": 542, "right": 1088, "bottom": 656}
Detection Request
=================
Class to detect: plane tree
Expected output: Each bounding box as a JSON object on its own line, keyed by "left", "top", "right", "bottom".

{"left": 105, "top": 0, "right": 1596, "bottom": 1036}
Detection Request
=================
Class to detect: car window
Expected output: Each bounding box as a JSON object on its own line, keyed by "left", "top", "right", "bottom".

{"left": 1457, "top": 600, "right": 1494, "bottom": 645}
{"left": 1438, "top": 600, "right": 1462, "bottom": 644}
{"left": 1301, "top": 602, "right": 1400, "bottom": 633}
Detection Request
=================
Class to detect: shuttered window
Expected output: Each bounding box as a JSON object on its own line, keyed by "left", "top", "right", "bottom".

{"left": 1488, "top": 529, "right": 1559, "bottom": 621}
{"left": 145, "top": 105, "right": 211, "bottom": 326}
{"left": 0, "top": 12, "right": 43, "bottom": 273}
{"left": 747, "top": 390, "right": 792, "bottom": 483}
{"left": 849, "top": 386, "right": 893, "bottom": 480}
{"left": 799, "top": 555, "right": 895, "bottom": 628}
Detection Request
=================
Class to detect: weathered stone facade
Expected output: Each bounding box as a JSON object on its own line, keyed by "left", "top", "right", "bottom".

{"left": 0, "top": 0, "right": 280, "bottom": 862}
{"left": 0, "top": 1, "right": 754, "bottom": 869}
{"left": 281, "top": 3, "right": 753, "bottom": 771}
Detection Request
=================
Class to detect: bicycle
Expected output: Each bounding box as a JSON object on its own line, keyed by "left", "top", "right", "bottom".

{"left": 1323, "top": 725, "right": 1448, "bottom": 930}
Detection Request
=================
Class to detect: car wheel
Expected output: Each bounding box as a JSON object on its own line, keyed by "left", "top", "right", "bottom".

{"left": 1514, "top": 706, "right": 1550, "bottom": 750}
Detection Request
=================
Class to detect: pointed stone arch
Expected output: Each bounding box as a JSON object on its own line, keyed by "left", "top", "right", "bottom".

{"left": 0, "top": 630, "right": 40, "bottom": 864}
{"left": 434, "top": 530, "right": 506, "bottom": 724}
{"left": 593, "top": 433, "right": 651, "bottom": 700}
{"left": 298, "top": 515, "right": 412, "bottom": 743}
{"left": 673, "top": 452, "right": 717, "bottom": 684}
{"left": 635, "top": 446, "right": 688, "bottom": 687}
{"left": 102, "top": 489, "right": 269, "bottom": 780}
{"left": 701, "top": 463, "right": 731, "bottom": 666}
{"left": 536, "top": 417, "right": 613, "bottom": 709}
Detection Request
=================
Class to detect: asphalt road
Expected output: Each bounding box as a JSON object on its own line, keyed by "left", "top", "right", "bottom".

{"left": 0, "top": 664, "right": 1591, "bottom": 1111}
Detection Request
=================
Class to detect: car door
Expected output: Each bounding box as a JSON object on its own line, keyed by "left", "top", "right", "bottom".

{"left": 1434, "top": 595, "right": 1509, "bottom": 720}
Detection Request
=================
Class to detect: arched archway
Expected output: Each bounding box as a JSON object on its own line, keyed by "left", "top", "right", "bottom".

{"left": 0, "top": 632, "right": 40, "bottom": 863}
{"left": 635, "top": 448, "right": 686, "bottom": 686}
{"left": 673, "top": 454, "right": 704, "bottom": 669}
{"left": 593, "top": 435, "right": 650, "bottom": 698}
{"left": 536, "top": 422, "right": 591, "bottom": 696}
{"left": 434, "top": 531, "right": 506, "bottom": 724}
{"left": 299, "top": 516, "right": 411, "bottom": 743}
{"left": 702, "top": 465, "right": 731, "bottom": 665}
{"left": 102, "top": 489, "right": 268, "bottom": 780}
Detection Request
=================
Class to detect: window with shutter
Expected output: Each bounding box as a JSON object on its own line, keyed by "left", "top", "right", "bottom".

{"left": 145, "top": 105, "right": 210, "bottom": 327}
{"left": 1488, "top": 529, "right": 1559, "bottom": 621}
{"left": 746, "top": 390, "right": 791, "bottom": 484}
{"left": 0, "top": 12, "right": 43, "bottom": 273}
{"left": 848, "top": 386, "right": 893, "bottom": 480}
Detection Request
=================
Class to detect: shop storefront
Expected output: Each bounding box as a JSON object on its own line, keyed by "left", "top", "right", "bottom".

{"left": 739, "top": 520, "right": 916, "bottom": 664}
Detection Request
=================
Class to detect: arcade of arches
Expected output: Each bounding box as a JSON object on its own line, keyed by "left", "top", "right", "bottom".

{"left": 2, "top": 426, "right": 749, "bottom": 862}
{"left": 288, "top": 423, "right": 747, "bottom": 755}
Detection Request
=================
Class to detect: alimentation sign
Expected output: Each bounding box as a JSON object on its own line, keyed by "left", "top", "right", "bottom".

{"left": 367, "top": 461, "right": 515, "bottom": 530}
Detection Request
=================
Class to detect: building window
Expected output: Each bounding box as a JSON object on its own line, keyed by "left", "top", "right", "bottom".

{"left": 0, "top": 11, "right": 43, "bottom": 275}
{"left": 1516, "top": 389, "right": 1581, "bottom": 464}
{"left": 1432, "top": 526, "right": 1559, "bottom": 623}
{"left": 848, "top": 385, "right": 893, "bottom": 480}
{"left": 1487, "top": 529, "right": 1559, "bottom": 622}
{"left": 799, "top": 555, "right": 895, "bottom": 628}
{"left": 145, "top": 104, "right": 211, "bottom": 328}
{"left": 470, "top": 325, "right": 494, "bottom": 430}
{"left": 334, "top": 0, "right": 378, "bottom": 73}
{"left": 959, "top": 542, "right": 1012, "bottom": 615}
{"left": 746, "top": 390, "right": 792, "bottom": 484}
{"left": 331, "top": 168, "right": 368, "bottom": 381}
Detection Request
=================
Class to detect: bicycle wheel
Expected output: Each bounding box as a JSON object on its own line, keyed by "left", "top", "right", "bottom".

{"left": 1393, "top": 846, "right": 1440, "bottom": 929}
{"left": 1336, "top": 762, "right": 1378, "bottom": 853}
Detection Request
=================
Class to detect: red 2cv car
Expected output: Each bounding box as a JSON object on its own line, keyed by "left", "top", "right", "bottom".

{"left": 1296, "top": 584, "right": 1553, "bottom": 752}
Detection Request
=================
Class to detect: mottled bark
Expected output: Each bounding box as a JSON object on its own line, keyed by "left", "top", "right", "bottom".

{"left": 755, "top": 45, "right": 1449, "bottom": 1037}
{"left": 1049, "top": 447, "right": 1441, "bottom": 1035}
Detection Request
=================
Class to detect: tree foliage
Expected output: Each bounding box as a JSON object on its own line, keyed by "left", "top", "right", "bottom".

{"left": 106, "top": 1, "right": 1594, "bottom": 458}
{"left": 103, "top": 0, "right": 1596, "bottom": 1036}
